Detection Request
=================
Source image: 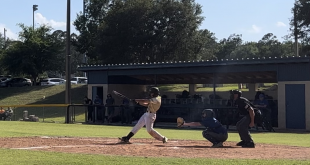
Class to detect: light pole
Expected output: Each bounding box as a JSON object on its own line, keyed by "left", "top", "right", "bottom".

{"left": 33, "top": 5, "right": 38, "bottom": 30}
{"left": 65, "top": 0, "right": 71, "bottom": 123}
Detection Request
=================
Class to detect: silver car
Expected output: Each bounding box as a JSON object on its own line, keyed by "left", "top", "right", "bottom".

{"left": 40, "top": 78, "right": 65, "bottom": 86}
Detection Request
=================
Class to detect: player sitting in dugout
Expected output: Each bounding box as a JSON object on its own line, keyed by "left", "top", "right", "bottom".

{"left": 179, "top": 109, "right": 228, "bottom": 148}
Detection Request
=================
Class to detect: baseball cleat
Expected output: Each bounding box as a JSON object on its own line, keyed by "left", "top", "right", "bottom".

{"left": 118, "top": 136, "right": 130, "bottom": 144}
{"left": 211, "top": 142, "right": 223, "bottom": 148}
{"left": 242, "top": 141, "right": 255, "bottom": 148}
{"left": 236, "top": 140, "right": 245, "bottom": 146}
{"left": 163, "top": 137, "right": 168, "bottom": 143}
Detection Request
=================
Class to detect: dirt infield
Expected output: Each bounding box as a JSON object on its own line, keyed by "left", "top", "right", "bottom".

{"left": 0, "top": 136, "right": 309, "bottom": 160}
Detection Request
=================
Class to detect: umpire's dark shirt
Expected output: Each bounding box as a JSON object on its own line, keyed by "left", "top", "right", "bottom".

{"left": 235, "top": 97, "right": 252, "bottom": 116}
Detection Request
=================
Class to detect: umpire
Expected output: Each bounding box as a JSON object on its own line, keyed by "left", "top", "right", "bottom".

{"left": 230, "top": 90, "right": 255, "bottom": 148}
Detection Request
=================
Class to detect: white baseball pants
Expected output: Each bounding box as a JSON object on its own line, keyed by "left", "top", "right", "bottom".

{"left": 130, "top": 112, "right": 165, "bottom": 141}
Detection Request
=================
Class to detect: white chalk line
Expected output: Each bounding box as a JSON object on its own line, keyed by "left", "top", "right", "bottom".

{"left": 11, "top": 145, "right": 106, "bottom": 150}
{"left": 39, "top": 136, "right": 179, "bottom": 143}
{"left": 9, "top": 136, "right": 180, "bottom": 150}
{"left": 11, "top": 144, "right": 181, "bottom": 150}
{"left": 39, "top": 136, "right": 117, "bottom": 143}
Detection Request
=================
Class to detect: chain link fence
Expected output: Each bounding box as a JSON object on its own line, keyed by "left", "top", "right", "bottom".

{"left": 0, "top": 104, "right": 83, "bottom": 123}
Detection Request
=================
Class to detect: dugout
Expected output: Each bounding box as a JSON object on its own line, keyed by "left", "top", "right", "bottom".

{"left": 78, "top": 56, "right": 310, "bottom": 131}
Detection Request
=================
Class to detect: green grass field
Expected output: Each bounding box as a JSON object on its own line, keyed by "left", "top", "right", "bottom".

{"left": 0, "top": 122, "right": 309, "bottom": 165}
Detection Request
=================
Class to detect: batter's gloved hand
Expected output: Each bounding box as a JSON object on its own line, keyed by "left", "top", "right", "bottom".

{"left": 177, "top": 117, "right": 185, "bottom": 128}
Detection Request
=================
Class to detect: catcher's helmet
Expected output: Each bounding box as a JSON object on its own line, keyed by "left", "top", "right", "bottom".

{"left": 230, "top": 89, "right": 242, "bottom": 98}
{"left": 149, "top": 87, "right": 160, "bottom": 97}
{"left": 202, "top": 109, "right": 215, "bottom": 118}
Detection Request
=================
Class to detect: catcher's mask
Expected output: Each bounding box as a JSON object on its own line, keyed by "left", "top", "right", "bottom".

{"left": 201, "top": 109, "right": 215, "bottom": 118}
{"left": 230, "top": 90, "right": 242, "bottom": 100}
{"left": 149, "top": 87, "right": 159, "bottom": 97}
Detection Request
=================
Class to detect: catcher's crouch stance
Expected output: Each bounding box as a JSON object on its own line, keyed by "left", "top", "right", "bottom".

{"left": 179, "top": 109, "right": 228, "bottom": 148}
{"left": 119, "top": 87, "right": 168, "bottom": 143}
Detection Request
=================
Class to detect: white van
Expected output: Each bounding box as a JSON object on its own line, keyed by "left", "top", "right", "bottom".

{"left": 70, "top": 77, "right": 87, "bottom": 84}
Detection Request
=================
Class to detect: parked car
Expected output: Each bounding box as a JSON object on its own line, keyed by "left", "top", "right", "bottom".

{"left": 0, "top": 77, "right": 10, "bottom": 82}
{"left": 71, "top": 77, "right": 87, "bottom": 84}
{"left": 0, "top": 78, "right": 32, "bottom": 87}
{"left": 40, "top": 78, "right": 66, "bottom": 86}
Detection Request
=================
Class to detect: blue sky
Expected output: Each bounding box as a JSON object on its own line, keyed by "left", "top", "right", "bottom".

{"left": 0, "top": 0, "right": 295, "bottom": 42}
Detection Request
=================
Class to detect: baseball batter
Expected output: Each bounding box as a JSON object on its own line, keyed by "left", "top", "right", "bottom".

{"left": 119, "top": 87, "right": 168, "bottom": 143}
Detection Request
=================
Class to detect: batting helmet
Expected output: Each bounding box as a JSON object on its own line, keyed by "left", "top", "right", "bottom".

{"left": 149, "top": 87, "right": 160, "bottom": 97}
{"left": 231, "top": 89, "right": 242, "bottom": 98}
{"left": 201, "top": 109, "right": 216, "bottom": 118}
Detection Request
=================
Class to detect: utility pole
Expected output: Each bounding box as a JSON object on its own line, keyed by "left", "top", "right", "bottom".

{"left": 83, "top": 0, "right": 86, "bottom": 14}
{"left": 83, "top": 0, "right": 87, "bottom": 77}
{"left": 3, "top": 28, "right": 6, "bottom": 48}
{"left": 65, "top": 0, "right": 71, "bottom": 105}
{"left": 33, "top": 5, "right": 38, "bottom": 30}
{"left": 294, "top": 0, "right": 299, "bottom": 56}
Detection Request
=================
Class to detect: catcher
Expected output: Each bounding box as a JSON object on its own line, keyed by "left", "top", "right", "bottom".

{"left": 177, "top": 109, "right": 228, "bottom": 148}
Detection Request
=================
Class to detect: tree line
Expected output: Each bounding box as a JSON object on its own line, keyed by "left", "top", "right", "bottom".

{"left": 0, "top": 0, "right": 309, "bottom": 84}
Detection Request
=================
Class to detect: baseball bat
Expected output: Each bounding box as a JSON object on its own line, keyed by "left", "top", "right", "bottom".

{"left": 112, "top": 90, "right": 131, "bottom": 100}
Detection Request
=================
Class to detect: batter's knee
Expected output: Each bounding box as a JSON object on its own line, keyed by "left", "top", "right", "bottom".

{"left": 146, "top": 127, "right": 154, "bottom": 133}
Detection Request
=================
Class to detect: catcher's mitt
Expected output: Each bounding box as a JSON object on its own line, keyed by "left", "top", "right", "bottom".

{"left": 177, "top": 117, "right": 185, "bottom": 128}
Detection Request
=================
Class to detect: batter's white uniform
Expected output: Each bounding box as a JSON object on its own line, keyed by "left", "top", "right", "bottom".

{"left": 130, "top": 96, "right": 165, "bottom": 141}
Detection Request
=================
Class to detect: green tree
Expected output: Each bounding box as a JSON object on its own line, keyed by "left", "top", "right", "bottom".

{"left": 73, "top": 0, "right": 114, "bottom": 63}
{"left": 196, "top": 29, "right": 218, "bottom": 60}
{"left": 1, "top": 24, "right": 64, "bottom": 84}
{"left": 74, "top": 0, "right": 205, "bottom": 64}
{"left": 289, "top": 0, "right": 310, "bottom": 55}
{"left": 215, "top": 34, "right": 243, "bottom": 59}
{"left": 257, "top": 33, "right": 283, "bottom": 58}
{"left": 281, "top": 36, "right": 296, "bottom": 57}
{"left": 0, "top": 33, "right": 4, "bottom": 50}
{"left": 49, "top": 30, "right": 84, "bottom": 77}
{"left": 0, "top": 33, "right": 5, "bottom": 74}
{"left": 230, "top": 42, "right": 259, "bottom": 59}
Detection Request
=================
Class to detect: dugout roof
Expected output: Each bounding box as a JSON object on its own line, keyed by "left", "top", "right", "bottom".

{"left": 78, "top": 56, "right": 310, "bottom": 84}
